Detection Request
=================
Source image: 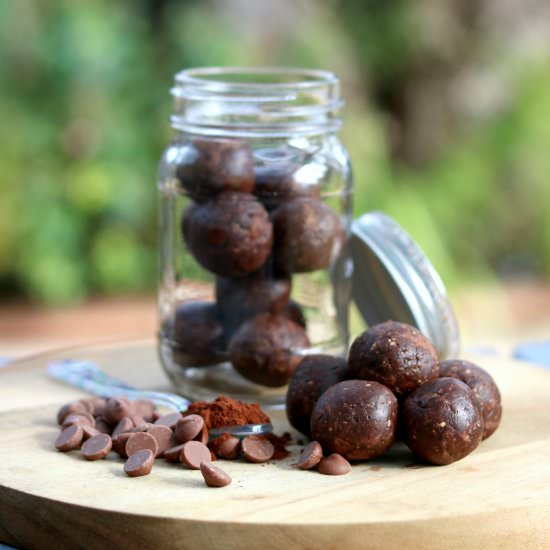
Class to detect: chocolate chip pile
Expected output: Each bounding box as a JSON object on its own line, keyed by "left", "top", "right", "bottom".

{"left": 54, "top": 395, "right": 283, "bottom": 488}
{"left": 289, "top": 320, "right": 503, "bottom": 472}
{"left": 169, "top": 138, "right": 345, "bottom": 387}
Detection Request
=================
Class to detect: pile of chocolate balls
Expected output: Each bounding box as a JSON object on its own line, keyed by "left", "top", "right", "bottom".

{"left": 170, "top": 138, "right": 345, "bottom": 386}
{"left": 286, "top": 320, "right": 502, "bottom": 466}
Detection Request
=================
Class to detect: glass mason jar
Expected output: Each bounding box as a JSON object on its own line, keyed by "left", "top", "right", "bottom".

{"left": 157, "top": 67, "right": 353, "bottom": 406}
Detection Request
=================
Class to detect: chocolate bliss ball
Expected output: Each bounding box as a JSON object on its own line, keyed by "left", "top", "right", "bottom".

{"left": 310, "top": 380, "right": 398, "bottom": 461}
{"left": 172, "top": 301, "right": 226, "bottom": 367}
{"left": 439, "top": 359, "right": 502, "bottom": 439}
{"left": 176, "top": 138, "right": 254, "bottom": 202}
{"left": 254, "top": 162, "right": 321, "bottom": 212}
{"left": 228, "top": 313, "right": 310, "bottom": 387}
{"left": 271, "top": 198, "right": 344, "bottom": 273}
{"left": 286, "top": 355, "right": 349, "bottom": 437}
{"left": 347, "top": 321, "right": 440, "bottom": 398}
{"left": 182, "top": 192, "right": 273, "bottom": 278}
{"left": 215, "top": 272, "right": 291, "bottom": 341}
{"left": 402, "top": 377, "right": 484, "bottom": 465}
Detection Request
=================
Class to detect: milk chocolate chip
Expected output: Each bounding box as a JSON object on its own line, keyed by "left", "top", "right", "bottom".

{"left": 297, "top": 441, "right": 323, "bottom": 470}
{"left": 55, "top": 425, "right": 83, "bottom": 452}
{"left": 241, "top": 435, "right": 274, "bottom": 463}
{"left": 147, "top": 425, "right": 176, "bottom": 457}
{"left": 124, "top": 449, "right": 155, "bottom": 477}
{"left": 209, "top": 433, "right": 241, "bottom": 460}
{"left": 317, "top": 453, "right": 351, "bottom": 475}
{"left": 125, "top": 432, "right": 159, "bottom": 458}
{"left": 154, "top": 412, "right": 182, "bottom": 429}
{"left": 175, "top": 414, "right": 204, "bottom": 443}
{"left": 81, "top": 434, "right": 112, "bottom": 461}
{"left": 200, "top": 461, "right": 232, "bottom": 487}
{"left": 180, "top": 441, "right": 211, "bottom": 470}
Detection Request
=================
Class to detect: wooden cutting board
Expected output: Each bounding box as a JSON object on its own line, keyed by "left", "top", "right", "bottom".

{"left": 1, "top": 340, "right": 550, "bottom": 550}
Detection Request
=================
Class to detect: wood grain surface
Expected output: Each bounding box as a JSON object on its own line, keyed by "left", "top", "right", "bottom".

{"left": 0, "top": 340, "right": 550, "bottom": 550}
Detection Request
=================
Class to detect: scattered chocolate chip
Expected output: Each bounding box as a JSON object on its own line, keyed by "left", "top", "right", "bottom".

{"left": 134, "top": 399, "right": 156, "bottom": 422}
{"left": 125, "top": 432, "right": 159, "bottom": 458}
{"left": 317, "top": 453, "right": 351, "bottom": 475}
{"left": 112, "top": 417, "right": 135, "bottom": 438}
{"left": 104, "top": 398, "right": 134, "bottom": 425}
{"left": 180, "top": 441, "right": 211, "bottom": 470}
{"left": 241, "top": 435, "right": 274, "bottom": 463}
{"left": 89, "top": 398, "right": 107, "bottom": 417}
{"left": 81, "top": 425, "right": 101, "bottom": 440}
{"left": 112, "top": 432, "right": 132, "bottom": 458}
{"left": 81, "top": 434, "right": 112, "bottom": 461}
{"left": 78, "top": 399, "right": 95, "bottom": 415}
{"left": 94, "top": 416, "right": 112, "bottom": 434}
{"left": 194, "top": 425, "right": 209, "bottom": 445}
{"left": 146, "top": 424, "right": 176, "bottom": 457}
{"left": 124, "top": 449, "right": 155, "bottom": 477}
{"left": 57, "top": 401, "right": 88, "bottom": 425}
{"left": 209, "top": 433, "right": 240, "bottom": 460}
{"left": 175, "top": 414, "right": 204, "bottom": 443}
{"left": 55, "top": 425, "right": 83, "bottom": 452}
{"left": 297, "top": 441, "right": 323, "bottom": 470}
{"left": 154, "top": 412, "right": 182, "bottom": 429}
{"left": 163, "top": 444, "right": 187, "bottom": 463}
{"left": 200, "top": 461, "right": 232, "bottom": 487}
{"left": 62, "top": 412, "right": 95, "bottom": 429}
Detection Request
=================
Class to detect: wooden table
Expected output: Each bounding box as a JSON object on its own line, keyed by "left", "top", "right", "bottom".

{"left": 1, "top": 340, "right": 549, "bottom": 549}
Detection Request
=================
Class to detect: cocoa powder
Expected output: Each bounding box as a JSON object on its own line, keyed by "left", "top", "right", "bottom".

{"left": 184, "top": 395, "right": 271, "bottom": 429}
{"left": 265, "top": 431, "right": 291, "bottom": 460}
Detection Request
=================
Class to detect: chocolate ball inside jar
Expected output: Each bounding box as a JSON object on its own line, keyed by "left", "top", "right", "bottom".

{"left": 171, "top": 301, "right": 226, "bottom": 367}
{"left": 310, "top": 380, "right": 398, "bottom": 461}
{"left": 254, "top": 160, "right": 321, "bottom": 212}
{"left": 347, "top": 321, "right": 440, "bottom": 399}
{"left": 175, "top": 138, "right": 254, "bottom": 202}
{"left": 402, "top": 377, "right": 484, "bottom": 465}
{"left": 182, "top": 192, "right": 273, "bottom": 278}
{"left": 286, "top": 354, "right": 349, "bottom": 437}
{"left": 439, "top": 359, "right": 502, "bottom": 439}
{"left": 271, "top": 197, "right": 345, "bottom": 274}
{"left": 228, "top": 313, "right": 310, "bottom": 387}
{"left": 215, "top": 271, "right": 291, "bottom": 341}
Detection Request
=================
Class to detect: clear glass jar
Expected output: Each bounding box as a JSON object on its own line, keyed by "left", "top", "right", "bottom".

{"left": 157, "top": 67, "right": 353, "bottom": 406}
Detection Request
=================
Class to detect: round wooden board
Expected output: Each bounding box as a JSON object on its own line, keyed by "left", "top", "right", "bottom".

{"left": 1, "top": 340, "right": 550, "bottom": 550}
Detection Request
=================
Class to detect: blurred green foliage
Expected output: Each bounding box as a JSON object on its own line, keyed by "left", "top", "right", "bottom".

{"left": 1, "top": 0, "right": 549, "bottom": 304}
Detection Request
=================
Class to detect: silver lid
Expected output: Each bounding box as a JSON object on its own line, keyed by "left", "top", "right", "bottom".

{"left": 350, "top": 212, "right": 460, "bottom": 359}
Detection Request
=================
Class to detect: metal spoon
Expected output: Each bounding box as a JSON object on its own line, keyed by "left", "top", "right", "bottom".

{"left": 47, "top": 359, "right": 272, "bottom": 438}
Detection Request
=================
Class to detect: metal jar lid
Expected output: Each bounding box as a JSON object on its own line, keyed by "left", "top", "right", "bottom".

{"left": 350, "top": 212, "right": 460, "bottom": 359}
